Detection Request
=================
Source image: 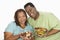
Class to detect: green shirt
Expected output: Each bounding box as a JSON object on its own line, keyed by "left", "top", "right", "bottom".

{"left": 28, "top": 12, "right": 60, "bottom": 40}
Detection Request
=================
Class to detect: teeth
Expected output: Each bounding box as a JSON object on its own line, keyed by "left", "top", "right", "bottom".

{"left": 21, "top": 21, "right": 25, "bottom": 23}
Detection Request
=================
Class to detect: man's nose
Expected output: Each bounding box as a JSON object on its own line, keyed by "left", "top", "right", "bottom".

{"left": 31, "top": 13, "right": 34, "bottom": 16}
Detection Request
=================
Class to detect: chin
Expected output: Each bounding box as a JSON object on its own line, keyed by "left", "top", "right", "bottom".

{"left": 32, "top": 17, "right": 35, "bottom": 19}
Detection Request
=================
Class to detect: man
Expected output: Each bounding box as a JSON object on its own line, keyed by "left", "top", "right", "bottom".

{"left": 24, "top": 2, "right": 60, "bottom": 40}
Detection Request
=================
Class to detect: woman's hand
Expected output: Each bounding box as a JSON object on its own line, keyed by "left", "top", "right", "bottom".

{"left": 23, "top": 37, "right": 31, "bottom": 40}
{"left": 19, "top": 33, "right": 31, "bottom": 40}
{"left": 19, "top": 32, "right": 34, "bottom": 40}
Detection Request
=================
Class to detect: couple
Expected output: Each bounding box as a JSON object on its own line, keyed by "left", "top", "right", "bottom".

{"left": 4, "top": 2, "right": 60, "bottom": 40}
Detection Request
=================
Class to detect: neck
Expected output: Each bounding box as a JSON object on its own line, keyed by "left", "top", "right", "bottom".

{"left": 20, "top": 23, "right": 26, "bottom": 29}
{"left": 34, "top": 12, "right": 39, "bottom": 20}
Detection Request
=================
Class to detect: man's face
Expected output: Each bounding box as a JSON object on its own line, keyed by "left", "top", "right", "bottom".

{"left": 25, "top": 5, "right": 37, "bottom": 18}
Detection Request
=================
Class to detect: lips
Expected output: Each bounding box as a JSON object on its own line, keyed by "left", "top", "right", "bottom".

{"left": 21, "top": 20, "right": 26, "bottom": 23}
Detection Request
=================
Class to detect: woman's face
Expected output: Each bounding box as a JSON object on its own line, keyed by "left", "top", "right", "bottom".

{"left": 17, "top": 12, "right": 27, "bottom": 24}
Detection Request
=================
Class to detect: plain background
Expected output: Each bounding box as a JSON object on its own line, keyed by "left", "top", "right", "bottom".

{"left": 0, "top": 0, "right": 60, "bottom": 40}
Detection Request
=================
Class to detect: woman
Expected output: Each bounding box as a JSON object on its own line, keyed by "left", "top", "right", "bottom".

{"left": 4, "top": 9, "right": 34, "bottom": 40}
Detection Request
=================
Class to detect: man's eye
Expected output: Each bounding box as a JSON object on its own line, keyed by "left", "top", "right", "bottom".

{"left": 30, "top": 9, "right": 32, "bottom": 11}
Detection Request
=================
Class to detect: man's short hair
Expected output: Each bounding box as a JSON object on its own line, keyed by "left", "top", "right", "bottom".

{"left": 24, "top": 2, "right": 35, "bottom": 8}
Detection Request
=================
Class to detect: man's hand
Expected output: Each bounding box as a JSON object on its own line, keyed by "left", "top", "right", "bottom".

{"left": 42, "top": 29, "right": 60, "bottom": 37}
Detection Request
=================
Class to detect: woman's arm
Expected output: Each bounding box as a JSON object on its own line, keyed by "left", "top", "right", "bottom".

{"left": 4, "top": 32, "right": 20, "bottom": 40}
{"left": 22, "top": 36, "right": 35, "bottom": 40}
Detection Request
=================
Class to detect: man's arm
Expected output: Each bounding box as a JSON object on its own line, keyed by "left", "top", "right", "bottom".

{"left": 46, "top": 29, "right": 60, "bottom": 36}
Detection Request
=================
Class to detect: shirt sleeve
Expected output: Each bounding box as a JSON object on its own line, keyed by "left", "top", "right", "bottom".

{"left": 53, "top": 22, "right": 60, "bottom": 30}
{"left": 48, "top": 13, "right": 60, "bottom": 30}
{"left": 5, "top": 22, "right": 15, "bottom": 33}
